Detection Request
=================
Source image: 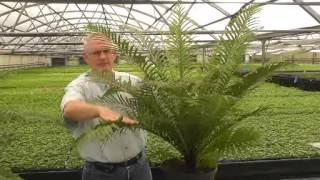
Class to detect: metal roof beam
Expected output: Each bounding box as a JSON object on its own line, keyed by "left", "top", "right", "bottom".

{"left": 147, "top": 4, "right": 175, "bottom": 30}
{"left": 202, "top": 0, "right": 230, "bottom": 16}
{"left": 0, "top": 50, "right": 83, "bottom": 55}
{"left": 124, "top": 3, "right": 133, "bottom": 26}
{"left": 3, "top": 29, "right": 320, "bottom": 37}
{"left": 10, "top": 2, "right": 27, "bottom": 32}
{"left": 0, "top": 2, "right": 19, "bottom": 32}
{"left": 117, "top": 4, "right": 144, "bottom": 29}
{"left": 13, "top": 3, "right": 47, "bottom": 49}
{"left": 5, "top": 15, "right": 148, "bottom": 36}
{"left": 256, "top": 25, "right": 320, "bottom": 40}
{"left": 0, "top": 32, "right": 86, "bottom": 37}
{"left": 75, "top": 3, "right": 91, "bottom": 24}
{"left": 100, "top": 4, "right": 109, "bottom": 25}
{"left": 0, "top": 39, "right": 222, "bottom": 46}
{"left": 3, "top": 1, "right": 320, "bottom": 5}
{"left": 1, "top": 42, "right": 83, "bottom": 46}
{"left": 0, "top": 3, "right": 166, "bottom": 30}
{"left": 150, "top": 3, "right": 170, "bottom": 27}
{"left": 293, "top": 0, "right": 320, "bottom": 24}
{"left": 193, "top": 0, "right": 276, "bottom": 31}
{"left": 35, "top": 4, "right": 71, "bottom": 50}
{"left": 108, "top": 4, "right": 130, "bottom": 28}
{"left": 182, "top": 0, "right": 216, "bottom": 39}
{"left": 0, "top": 2, "right": 47, "bottom": 32}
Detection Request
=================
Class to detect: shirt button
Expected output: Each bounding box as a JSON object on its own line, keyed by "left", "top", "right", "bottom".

{"left": 124, "top": 146, "right": 128, "bottom": 150}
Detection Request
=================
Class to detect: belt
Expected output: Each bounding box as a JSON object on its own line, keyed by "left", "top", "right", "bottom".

{"left": 92, "top": 152, "right": 143, "bottom": 169}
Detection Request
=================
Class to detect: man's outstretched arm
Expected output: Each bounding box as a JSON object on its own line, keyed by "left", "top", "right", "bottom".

{"left": 63, "top": 100, "right": 138, "bottom": 125}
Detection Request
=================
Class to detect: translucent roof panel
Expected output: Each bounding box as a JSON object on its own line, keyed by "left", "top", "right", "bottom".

{"left": 259, "top": 4, "right": 319, "bottom": 30}
{"left": 1, "top": 0, "right": 320, "bottom": 55}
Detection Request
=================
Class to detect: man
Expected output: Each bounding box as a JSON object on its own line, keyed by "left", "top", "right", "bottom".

{"left": 61, "top": 33, "right": 152, "bottom": 180}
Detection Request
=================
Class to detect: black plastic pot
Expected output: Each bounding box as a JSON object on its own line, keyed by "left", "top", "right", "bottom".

{"left": 270, "top": 74, "right": 320, "bottom": 91}
{"left": 216, "top": 157, "right": 320, "bottom": 180}
{"left": 158, "top": 168, "right": 216, "bottom": 180}
{"left": 17, "top": 157, "right": 320, "bottom": 180}
{"left": 18, "top": 169, "right": 81, "bottom": 180}
{"left": 271, "top": 74, "right": 296, "bottom": 88}
{"left": 297, "top": 78, "right": 320, "bottom": 91}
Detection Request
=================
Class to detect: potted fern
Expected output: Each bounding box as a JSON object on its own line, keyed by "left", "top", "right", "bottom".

{"left": 82, "top": 3, "right": 286, "bottom": 180}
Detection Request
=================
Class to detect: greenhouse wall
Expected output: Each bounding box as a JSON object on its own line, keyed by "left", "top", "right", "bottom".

{"left": 0, "top": 55, "right": 51, "bottom": 68}
{"left": 252, "top": 51, "right": 320, "bottom": 64}
{"left": 66, "top": 57, "right": 80, "bottom": 66}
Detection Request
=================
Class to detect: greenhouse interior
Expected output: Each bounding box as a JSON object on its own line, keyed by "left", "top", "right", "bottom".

{"left": 1, "top": 0, "right": 320, "bottom": 180}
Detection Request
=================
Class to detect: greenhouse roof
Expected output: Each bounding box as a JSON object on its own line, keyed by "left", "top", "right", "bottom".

{"left": 1, "top": 0, "right": 320, "bottom": 56}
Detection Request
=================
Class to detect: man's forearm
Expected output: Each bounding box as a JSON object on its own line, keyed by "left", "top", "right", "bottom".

{"left": 63, "top": 100, "right": 101, "bottom": 122}
{"left": 63, "top": 100, "right": 138, "bottom": 125}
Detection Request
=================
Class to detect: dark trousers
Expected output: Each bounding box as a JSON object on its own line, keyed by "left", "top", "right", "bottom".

{"left": 82, "top": 153, "right": 152, "bottom": 180}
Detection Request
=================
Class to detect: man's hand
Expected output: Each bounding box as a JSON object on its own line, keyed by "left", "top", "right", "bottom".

{"left": 63, "top": 101, "right": 138, "bottom": 125}
{"left": 97, "top": 106, "right": 138, "bottom": 126}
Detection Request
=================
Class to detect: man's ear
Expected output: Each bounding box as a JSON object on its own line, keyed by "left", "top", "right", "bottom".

{"left": 83, "top": 54, "right": 89, "bottom": 64}
{"left": 114, "top": 55, "right": 119, "bottom": 64}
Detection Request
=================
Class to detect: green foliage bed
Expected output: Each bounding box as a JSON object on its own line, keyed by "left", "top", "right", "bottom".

{"left": 1, "top": 64, "right": 320, "bottom": 171}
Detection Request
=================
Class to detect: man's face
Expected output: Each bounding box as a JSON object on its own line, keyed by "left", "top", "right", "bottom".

{"left": 83, "top": 38, "right": 117, "bottom": 72}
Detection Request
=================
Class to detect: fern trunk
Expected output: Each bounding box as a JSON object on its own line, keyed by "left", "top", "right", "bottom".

{"left": 184, "top": 151, "right": 198, "bottom": 172}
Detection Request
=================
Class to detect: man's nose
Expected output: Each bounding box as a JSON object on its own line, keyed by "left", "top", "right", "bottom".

{"left": 99, "top": 51, "right": 107, "bottom": 58}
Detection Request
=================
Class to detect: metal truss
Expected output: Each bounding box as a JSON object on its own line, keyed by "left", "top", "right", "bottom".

{"left": 0, "top": 0, "right": 320, "bottom": 56}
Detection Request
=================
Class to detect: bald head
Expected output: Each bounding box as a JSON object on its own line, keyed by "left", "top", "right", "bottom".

{"left": 83, "top": 33, "right": 119, "bottom": 54}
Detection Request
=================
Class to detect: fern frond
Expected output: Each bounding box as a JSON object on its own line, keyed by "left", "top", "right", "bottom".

{"left": 75, "top": 119, "right": 128, "bottom": 148}
{"left": 197, "top": 106, "right": 265, "bottom": 153}
{"left": 97, "top": 91, "right": 138, "bottom": 119}
{"left": 88, "top": 70, "right": 141, "bottom": 97}
{"left": 123, "top": 26, "right": 170, "bottom": 82}
{"left": 199, "top": 126, "right": 259, "bottom": 168}
{"left": 165, "top": 4, "right": 195, "bottom": 81}
{"left": 201, "top": 5, "right": 261, "bottom": 94}
{"left": 226, "top": 62, "right": 288, "bottom": 96}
